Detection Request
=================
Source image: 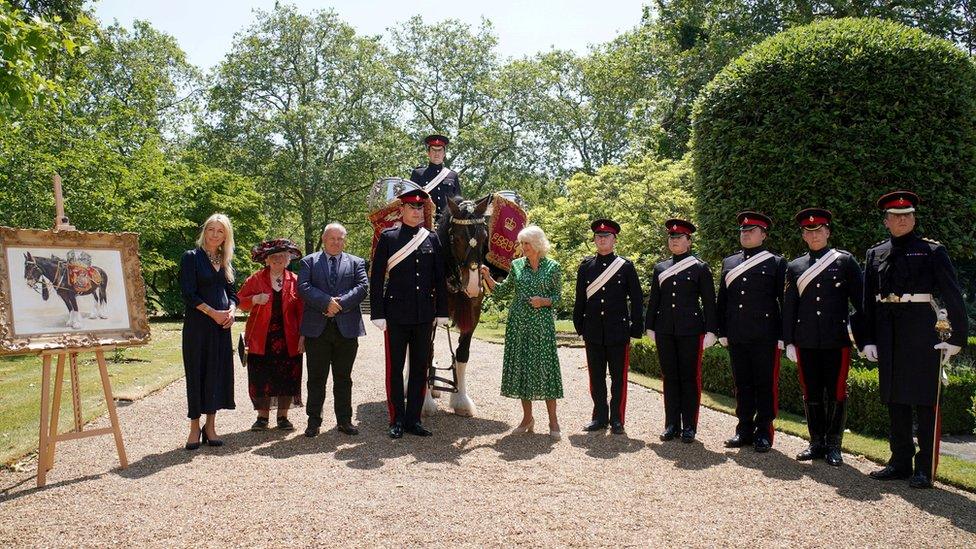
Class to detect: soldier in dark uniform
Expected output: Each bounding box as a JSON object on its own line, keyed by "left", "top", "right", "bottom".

{"left": 369, "top": 187, "right": 449, "bottom": 439}
{"left": 717, "top": 211, "right": 787, "bottom": 453}
{"left": 862, "top": 191, "right": 966, "bottom": 488}
{"left": 573, "top": 219, "right": 644, "bottom": 435}
{"left": 645, "top": 219, "right": 717, "bottom": 442}
{"left": 782, "top": 208, "right": 865, "bottom": 466}
{"left": 409, "top": 134, "right": 462, "bottom": 217}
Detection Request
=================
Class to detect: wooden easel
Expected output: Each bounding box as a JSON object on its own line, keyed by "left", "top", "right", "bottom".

{"left": 35, "top": 174, "right": 128, "bottom": 487}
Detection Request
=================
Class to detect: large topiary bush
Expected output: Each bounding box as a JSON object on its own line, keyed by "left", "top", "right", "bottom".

{"left": 691, "top": 17, "right": 976, "bottom": 263}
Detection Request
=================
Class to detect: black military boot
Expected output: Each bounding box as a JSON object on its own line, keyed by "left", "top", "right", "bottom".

{"left": 824, "top": 400, "right": 847, "bottom": 467}
{"left": 796, "top": 401, "right": 826, "bottom": 461}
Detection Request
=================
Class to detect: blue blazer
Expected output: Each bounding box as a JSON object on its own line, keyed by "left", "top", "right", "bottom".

{"left": 298, "top": 251, "right": 368, "bottom": 339}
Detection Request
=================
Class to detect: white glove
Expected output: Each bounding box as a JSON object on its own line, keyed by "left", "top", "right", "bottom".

{"left": 371, "top": 319, "right": 387, "bottom": 331}
{"left": 934, "top": 342, "right": 962, "bottom": 365}
{"left": 703, "top": 332, "right": 717, "bottom": 348}
{"left": 645, "top": 329, "right": 655, "bottom": 343}
{"left": 718, "top": 337, "right": 728, "bottom": 347}
{"left": 777, "top": 340, "right": 785, "bottom": 351}
{"left": 862, "top": 344, "right": 878, "bottom": 362}
{"left": 786, "top": 344, "right": 797, "bottom": 363}
{"left": 435, "top": 317, "right": 450, "bottom": 327}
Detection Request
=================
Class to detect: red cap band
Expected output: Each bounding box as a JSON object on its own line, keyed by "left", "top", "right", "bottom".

{"left": 800, "top": 215, "right": 830, "bottom": 227}
{"left": 400, "top": 195, "right": 426, "bottom": 204}
{"left": 740, "top": 217, "right": 769, "bottom": 229}
{"left": 669, "top": 224, "right": 692, "bottom": 235}
{"left": 883, "top": 197, "right": 912, "bottom": 210}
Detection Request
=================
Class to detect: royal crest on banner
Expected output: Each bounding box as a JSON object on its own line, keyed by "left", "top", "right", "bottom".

{"left": 486, "top": 192, "right": 527, "bottom": 272}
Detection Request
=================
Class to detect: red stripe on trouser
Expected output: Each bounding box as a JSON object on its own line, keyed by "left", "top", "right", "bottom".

{"left": 384, "top": 330, "right": 395, "bottom": 423}
{"left": 584, "top": 344, "right": 592, "bottom": 397}
{"left": 835, "top": 347, "right": 851, "bottom": 401}
{"left": 619, "top": 345, "right": 630, "bottom": 424}
{"left": 933, "top": 406, "right": 942, "bottom": 478}
{"left": 769, "top": 348, "right": 781, "bottom": 442}
{"left": 795, "top": 349, "right": 808, "bottom": 401}
{"left": 694, "top": 334, "right": 704, "bottom": 426}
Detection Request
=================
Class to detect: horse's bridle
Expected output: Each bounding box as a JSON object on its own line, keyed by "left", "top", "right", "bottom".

{"left": 24, "top": 256, "right": 68, "bottom": 295}
{"left": 449, "top": 214, "right": 487, "bottom": 295}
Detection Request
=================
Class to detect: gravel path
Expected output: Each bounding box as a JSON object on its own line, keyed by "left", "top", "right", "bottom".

{"left": 2, "top": 325, "right": 975, "bottom": 547}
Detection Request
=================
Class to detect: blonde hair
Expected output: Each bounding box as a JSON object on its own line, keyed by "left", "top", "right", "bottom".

{"left": 517, "top": 224, "right": 551, "bottom": 257}
{"left": 196, "top": 213, "right": 235, "bottom": 282}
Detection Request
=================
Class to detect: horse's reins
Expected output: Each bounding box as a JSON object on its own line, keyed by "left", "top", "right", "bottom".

{"left": 449, "top": 214, "right": 487, "bottom": 296}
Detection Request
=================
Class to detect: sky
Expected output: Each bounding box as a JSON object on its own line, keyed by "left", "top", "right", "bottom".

{"left": 93, "top": 0, "right": 651, "bottom": 72}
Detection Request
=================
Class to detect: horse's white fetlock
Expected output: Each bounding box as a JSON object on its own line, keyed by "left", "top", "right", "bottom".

{"left": 450, "top": 362, "right": 475, "bottom": 417}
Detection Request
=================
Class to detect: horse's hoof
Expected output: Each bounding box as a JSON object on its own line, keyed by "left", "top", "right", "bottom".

{"left": 450, "top": 394, "right": 476, "bottom": 417}
{"left": 422, "top": 392, "right": 439, "bottom": 417}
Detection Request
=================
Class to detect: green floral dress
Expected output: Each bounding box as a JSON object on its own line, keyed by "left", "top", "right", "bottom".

{"left": 492, "top": 256, "right": 564, "bottom": 400}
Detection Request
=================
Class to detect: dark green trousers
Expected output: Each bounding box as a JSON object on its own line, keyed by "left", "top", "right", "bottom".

{"left": 305, "top": 321, "right": 358, "bottom": 426}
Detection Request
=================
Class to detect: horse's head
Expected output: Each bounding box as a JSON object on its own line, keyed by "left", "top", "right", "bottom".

{"left": 446, "top": 196, "right": 490, "bottom": 299}
{"left": 23, "top": 252, "right": 49, "bottom": 300}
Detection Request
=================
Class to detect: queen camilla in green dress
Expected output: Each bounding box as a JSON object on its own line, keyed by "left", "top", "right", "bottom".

{"left": 492, "top": 256, "right": 564, "bottom": 400}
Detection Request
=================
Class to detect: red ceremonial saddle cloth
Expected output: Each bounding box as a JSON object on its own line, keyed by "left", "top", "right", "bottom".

{"left": 486, "top": 192, "right": 527, "bottom": 273}
{"left": 67, "top": 264, "right": 101, "bottom": 293}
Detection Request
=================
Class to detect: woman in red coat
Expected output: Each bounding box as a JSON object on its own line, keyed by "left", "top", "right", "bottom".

{"left": 238, "top": 239, "right": 304, "bottom": 431}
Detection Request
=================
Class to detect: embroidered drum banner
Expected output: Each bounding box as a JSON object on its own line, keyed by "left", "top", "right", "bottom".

{"left": 486, "top": 192, "right": 527, "bottom": 272}
{"left": 367, "top": 199, "right": 435, "bottom": 264}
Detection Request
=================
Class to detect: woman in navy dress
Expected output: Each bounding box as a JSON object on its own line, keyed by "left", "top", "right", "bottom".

{"left": 180, "top": 213, "right": 239, "bottom": 449}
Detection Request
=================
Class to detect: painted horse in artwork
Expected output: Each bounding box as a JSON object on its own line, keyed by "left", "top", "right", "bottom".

{"left": 423, "top": 195, "right": 493, "bottom": 417}
{"left": 23, "top": 251, "right": 109, "bottom": 329}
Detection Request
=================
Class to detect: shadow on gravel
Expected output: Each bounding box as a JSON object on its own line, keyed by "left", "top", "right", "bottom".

{"left": 646, "top": 440, "right": 727, "bottom": 470}
{"left": 491, "top": 432, "right": 557, "bottom": 461}
{"left": 0, "top": 473, "right": 103, "bottom": 504}
{"left": 568, "top": 432, "right": 644, "bottom": 459}
{"left": 253, "top": 400, "right": 510, "bottom": 469}
{"left": 118, "top": 429, "right": 283, "bottom": 480}
{"left": 724, "top": 447, "right": 976, "bottom": 534}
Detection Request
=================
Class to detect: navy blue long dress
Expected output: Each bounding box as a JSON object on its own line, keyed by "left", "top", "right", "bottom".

{"left": 180, "top": 247, "right": 238, "bottom": 419}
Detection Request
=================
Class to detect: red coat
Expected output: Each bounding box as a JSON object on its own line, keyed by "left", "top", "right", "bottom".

{"left": 238, "top": 268, "right": 303, "bottom": 356}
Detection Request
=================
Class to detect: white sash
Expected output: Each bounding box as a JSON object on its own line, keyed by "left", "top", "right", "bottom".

{"left": 797, "top": 249, "right": 842, "bottom": 296}
{"left": 586, "top": 256, "right": 626, "bottom": 299}
{"left": 724, "top": 250, "right": 774, "bottom": 287}
{"left": 386, "top": 228, "right": 430, "bottom": 273}
{"left": 659, "top": 256, "right": 699, "bottom": 284}
{"left": 423, "top": 167, "right": 454, "bottom": 193}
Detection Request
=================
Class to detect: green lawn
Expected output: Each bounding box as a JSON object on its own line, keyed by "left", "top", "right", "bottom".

{"left": 0, "top": 320, "right": 201, "bottom": 466}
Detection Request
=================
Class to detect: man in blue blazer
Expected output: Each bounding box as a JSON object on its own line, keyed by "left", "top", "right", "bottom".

{"left": 298, "top": 223, "right": 368, "bottom": 437}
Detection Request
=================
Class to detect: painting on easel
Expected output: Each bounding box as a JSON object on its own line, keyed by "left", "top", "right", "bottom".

{"left": 0, "top": 227, "right": 150, "bottom": 355}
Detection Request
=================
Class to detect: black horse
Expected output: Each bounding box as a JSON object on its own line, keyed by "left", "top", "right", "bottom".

{"left": 23, "top": 252, "right": 109, "bottom": 329}
{"left": 424, "top": 195, "right": 493, "bottom": 416}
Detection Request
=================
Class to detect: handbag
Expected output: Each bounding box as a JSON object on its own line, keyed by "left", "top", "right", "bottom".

{"left": 238, "top": 332, "right": 248, "bottom": 367}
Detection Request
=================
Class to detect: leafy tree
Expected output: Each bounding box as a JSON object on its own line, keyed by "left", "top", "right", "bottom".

{"left": 0, "top": 0, "right": 91, "bottom": 118}
{"left": 529, "top": 154, "right": 696, "bottom": 314}
{"left": 199, "top": 4, "right": 404, "bottom": 256}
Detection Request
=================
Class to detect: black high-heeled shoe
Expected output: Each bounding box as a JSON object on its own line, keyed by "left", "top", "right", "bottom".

{"left": 202, "top": 424, "right": 224, "bottom": 447}
{"left": 185, "top": 428, "right": 202, "bottom": 451}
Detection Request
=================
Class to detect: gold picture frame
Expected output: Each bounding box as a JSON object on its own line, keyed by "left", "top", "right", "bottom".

{"left": 0, "top": 226, "right": 151, "bottom": 355}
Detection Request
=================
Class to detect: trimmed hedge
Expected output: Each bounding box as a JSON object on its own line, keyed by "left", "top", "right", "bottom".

{"left": 691, "top": 18, "right": 976, "bottom": 264}
{"left": 630, "top": 340, "right": 976, "bottom": 436}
